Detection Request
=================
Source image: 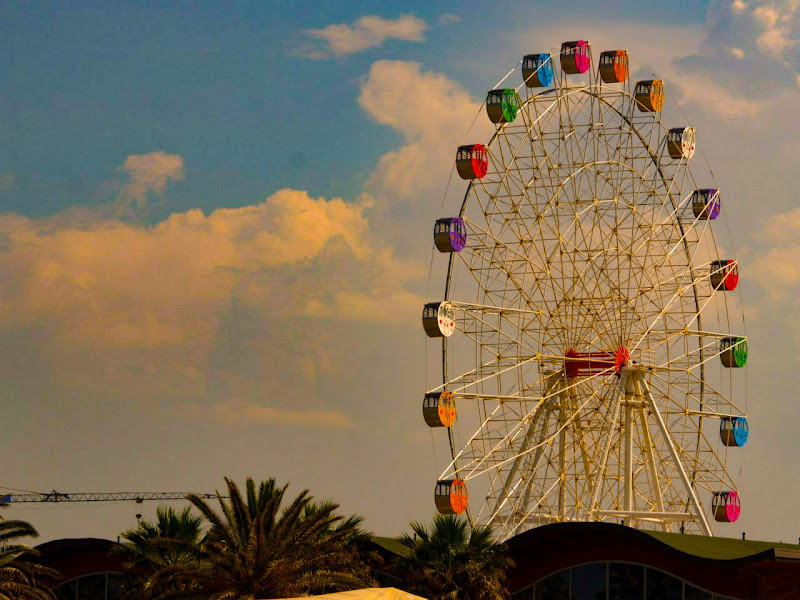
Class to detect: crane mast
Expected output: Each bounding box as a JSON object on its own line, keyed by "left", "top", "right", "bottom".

{"left": 1, "top": 491, "right": 219, "bottom": 503}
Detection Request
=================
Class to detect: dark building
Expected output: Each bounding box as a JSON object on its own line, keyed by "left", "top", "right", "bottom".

{"left": 505, "top": 523, "right": 800, "bottom": 600}
{"left": 36, "top": 538, "right": 124, "bottom": 600}
{"left": 39, "top": 524, "right": 800, "bottom": 600}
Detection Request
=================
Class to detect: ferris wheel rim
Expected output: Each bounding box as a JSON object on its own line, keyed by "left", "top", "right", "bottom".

{"left": 426, "top": 48, "right": 745, "bottom": 538}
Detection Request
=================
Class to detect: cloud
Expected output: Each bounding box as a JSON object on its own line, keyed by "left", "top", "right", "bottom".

{"left": 0, "top": 172, "right": 14, "bottom": 191}
{"left": 751, "top": 244, "right": 800, "bottom": 292}
{"left": 0, "top": 180, "right": 424, "bottom": 418}
{"left": 117, "top": 151, "right": 185, "bottom": 214}
{"left": 301, "top": 15, "right": 427, "bottom": 58}
{"left": 673, "top": 71, "right": 763, "bottom": 118}
{"left": 675, "top": 0, "right": 800, "bottom": 98}
{"left": 0, "top": 61, "right": 509, "bottom": 428}
{"left": 359, "top": 61, "right": 491, "bottom": 210}
{"left": 171, "top": 401, "right": 353, "bottom": 429}
{"left": 353, "top": 60, "right": 496, "bottom": 256}
{"left": 755, "top": 205, "right": 800, "bottom": 243}
{"left": 748, "top": 206, "right": 800, "bottom": 298}
{"left": 438, "top": 14, "right": 461, "bottom": 26}
{"left": 0, "top": 188, "right": 421, "bottom": 352}
{"left": 744, "top": 205, "right": 800, "bottom": 344}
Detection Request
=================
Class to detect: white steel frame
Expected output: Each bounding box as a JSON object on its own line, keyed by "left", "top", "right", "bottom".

{"left": 429, "top": 51, "right": 746, "bottom": 540}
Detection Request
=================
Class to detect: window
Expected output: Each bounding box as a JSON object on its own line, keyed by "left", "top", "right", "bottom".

{"left": 55, "top": 579, "right": 78, "bottom": 600}
{"left": 77, "top": 574, "right": 105, "bottom": 600}
{"left": 535, "top": 569, "right": 569, "bottom": 600}
{"left": 527, "top": 562, "right": 751, "bottom": 600}
{"left": 53, "top": 572, "right": 124, "bottom": 600}
{"left": 646, "top": 568, "right": 682, "bottom": 600}
{"left": 512, "top": 584, "right": 534, "bottom": 600}
{"left": 572, "top": 563, "right": 606, "bottom": 600}
{"left": 685, "top": 584, "right": 712, "bottom": 600}
{"left": 106, "top": 573, "right": 122, "bottom": 600}
{"left": 609, "top": 562, "right": 644, "bottom": 600}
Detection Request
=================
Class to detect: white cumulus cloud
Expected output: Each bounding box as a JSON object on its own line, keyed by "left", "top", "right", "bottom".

{"left": 675, "top": 0, "right": 800, "bottom": 97}
{"left": 117, "top": 151, "right": 185, "bottom": 214}
{"left": 358, "top": 60, "right": 492, "bottom": 227}
{"left": 302, "top": 15, "right": 427, "bottom": 58}
{"left": 0, "top": 187, "right": 420, "bottom": 349}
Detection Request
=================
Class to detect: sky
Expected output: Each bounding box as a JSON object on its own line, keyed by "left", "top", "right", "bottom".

{"left": 2, "top": 0, "right": 800, "bottom": 546}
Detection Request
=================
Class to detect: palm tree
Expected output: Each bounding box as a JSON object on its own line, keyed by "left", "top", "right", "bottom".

{"left": 0, "top": 507, "right": 59, "bottom": 600}
{"left": 395, "top": 514, "right": 513, "bottom": 600}
{"left": 114, "top": 506, "right": 205, "bottom": 599}
{"left": 144, "top": 477, "right": 376, "bottom": 599}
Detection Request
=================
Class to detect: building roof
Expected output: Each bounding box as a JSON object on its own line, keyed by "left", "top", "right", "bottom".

{"left": 372, "top": 529, "right": 800, "bottom": 562}
{"left": 646, "top": 530, "right": 800, "bottom": 560}
{"left": 372, "top": 536, "right": 410, "bottom": 557}
{"left": 506, "top": 522, "right": 800, "bottom": 599}
{"left": 36, "top": 538, "right": 125, "bottom": 584}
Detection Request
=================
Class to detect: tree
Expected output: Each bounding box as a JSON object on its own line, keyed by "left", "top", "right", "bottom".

{"left": 115, "top": 506, "right": 205, "bottom": 599}
{"left": 0, "top": 506, "right": 59, "bottom": 600}
{"left": 143, "top": 477, "right": 376, "bottom": 599}
{"left": 395, "top": 514, "right": 513, "bottom": 600}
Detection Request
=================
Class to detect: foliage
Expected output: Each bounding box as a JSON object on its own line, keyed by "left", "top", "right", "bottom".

{"left": 115, "top": 506, "right": 205, "bottom": 599}
{"left": 0, "top": 509, "right": 59, "bottom": 600}
{"left": 141, "top": 476, "right": 377, "bottom": 599}
{"left": 395, "top": 514, "right": 513, "bottom": 600}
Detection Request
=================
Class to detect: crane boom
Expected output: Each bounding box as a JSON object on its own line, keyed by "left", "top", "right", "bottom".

{"left": 1, "top": 491, "right": 219, "bottom": 503}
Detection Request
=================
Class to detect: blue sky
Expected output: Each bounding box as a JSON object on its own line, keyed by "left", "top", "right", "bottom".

{"left": 3, "top": 1, "right": 706, "bottom": 218}
{"left": 2, "top": 0, "right": 800, "bottom": 545}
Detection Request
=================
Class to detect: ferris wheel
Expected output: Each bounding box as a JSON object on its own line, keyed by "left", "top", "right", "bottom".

{"left": 422, "top": 40, "right": 748, "bottom": 539}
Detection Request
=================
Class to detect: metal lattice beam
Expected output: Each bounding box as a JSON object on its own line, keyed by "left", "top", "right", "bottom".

{"left": 1, "top": 491, "right": 221, "bottom": 503}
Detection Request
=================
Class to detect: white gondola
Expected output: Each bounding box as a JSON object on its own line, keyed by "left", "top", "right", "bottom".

{"left": 667, "top": 127, "right": 696, "bottom": 160}
{"left": 422, "top": 302, "right": 456, "bottom": 338}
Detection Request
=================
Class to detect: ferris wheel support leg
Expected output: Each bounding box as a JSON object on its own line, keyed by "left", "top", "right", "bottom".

{"left": 558, "top": 388, "right": 568, "bottom": 522}
{"left": 569, "top": 385, "right": 596, "bottom": 513}
{"left": 519, "top": 405, "right": 553, "bottom": 511}
{"left": 589, "top": 375, "right": 625, "bottom": 519}
{"left": 636, "top": 370, "right": 713, "bottom": 536}
{"left": 636, "top": 379, "right": 667, "bottom": 531}
{"left": 494, "top": 376, "right": 559, "bottom": 519}
{"left": 493, "top": 405, "right": 545, "bottom": 518}
{"left": 623, "top": 374, "right": 635, "bottom": 527}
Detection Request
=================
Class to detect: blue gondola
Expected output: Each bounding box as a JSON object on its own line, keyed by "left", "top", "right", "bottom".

{"left": 522, "top": 53, "right": 554, "bottom": 88}
{"left": 720, "top": 416, "right": 748, "bottom": 447}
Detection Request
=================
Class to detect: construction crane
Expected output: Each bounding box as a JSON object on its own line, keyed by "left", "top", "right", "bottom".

{"left": 1, "top": 490, "right": 220, "bottom": 503}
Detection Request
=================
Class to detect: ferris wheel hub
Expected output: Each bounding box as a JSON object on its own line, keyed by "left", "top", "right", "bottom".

{"left": 562, "top": 346, "right": 629, "bottom": 378}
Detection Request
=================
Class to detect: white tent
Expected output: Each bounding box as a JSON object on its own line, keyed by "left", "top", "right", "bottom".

{"left": 263, "top": 588, "right": 428, "bottom": 600}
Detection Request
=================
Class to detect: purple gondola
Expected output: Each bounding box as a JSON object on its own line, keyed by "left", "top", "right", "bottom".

{"left": 692, "top": 189, "right": 721, "bottom": 220}
{"left": 434, "top": 217, "right": 466, "bottom": 253}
